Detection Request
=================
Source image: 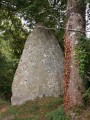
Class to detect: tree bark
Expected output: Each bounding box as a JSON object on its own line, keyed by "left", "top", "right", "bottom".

{"left": 64, "top": 0, "right": 85, "bottom": 112}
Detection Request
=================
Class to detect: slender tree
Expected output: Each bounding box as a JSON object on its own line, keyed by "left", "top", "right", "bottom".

{"left": 64, "top": 0, "right": 85, "bottom": 112}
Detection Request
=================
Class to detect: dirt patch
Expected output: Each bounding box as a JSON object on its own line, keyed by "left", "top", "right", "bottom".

{"left": 0, "top": 106, "right": 8, "bottom": 113}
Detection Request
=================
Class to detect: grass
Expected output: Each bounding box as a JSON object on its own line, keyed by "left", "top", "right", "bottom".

{"left": 46, "top": 106, "right": 69, "bottom": 120}
{"left": 1, "top": 97, "right": 90, "bottom": 120}
{"left": 0, "top": 96, "right": 63, "bottom": 120}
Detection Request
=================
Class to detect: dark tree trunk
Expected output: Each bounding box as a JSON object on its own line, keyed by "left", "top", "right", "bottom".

{"left": 64, "top": 0, "right": 85, "bottom": 112}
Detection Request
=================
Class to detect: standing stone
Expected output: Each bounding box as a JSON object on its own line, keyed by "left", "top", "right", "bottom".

{"left": 11, "top": 26, "right": 64, "bottom": 105}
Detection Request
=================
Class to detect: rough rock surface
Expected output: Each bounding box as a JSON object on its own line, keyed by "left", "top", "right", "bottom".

{"left": 11, "top": 26, "right": 64, "bottom": 105}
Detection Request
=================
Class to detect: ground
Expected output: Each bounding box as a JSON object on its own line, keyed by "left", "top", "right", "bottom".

{"left": 0, "top": 97, "right": 63, "bottom": 120}
{"left": 0, "top": 97, "right": 90, "bottom": 120}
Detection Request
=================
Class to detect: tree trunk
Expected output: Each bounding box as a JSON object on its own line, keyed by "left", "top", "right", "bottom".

{"left": 64, "top": 0, "right": 85, "bottom": 112}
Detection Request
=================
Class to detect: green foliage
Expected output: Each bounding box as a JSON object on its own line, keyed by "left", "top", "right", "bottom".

{"left": 0, "top": 37, "right": 18, "bottom": 99}
{"left": 0, "top": 5, "right": 29, "bottom": 58}
{"left": 46, "top": 107, "right": 69, "bottom": 120}
{"left": 0, "top": 0, "right": 66, "bottom": 61}
{"left": 0, "top": 0, "right": 66, "bottom": 28}
{"left": 85, "top": 0, "right": 90, "bottom": 3}
{"left": 0, "top": 0, "right": 66, "bottom": 58}
{"left": 76, "top": 0, "right": 84, "bottom": 7}
{"left": 83, "top": 88, "right": 90, "bottom": 105}
{"left": 76, "top": 35, "right": 90, "bottom": 106}
{"left": 0, "top": 3, "right": 29, "bottom": 99}
{"left": 77, "top": 35, "right": 90, "bottom": 88}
